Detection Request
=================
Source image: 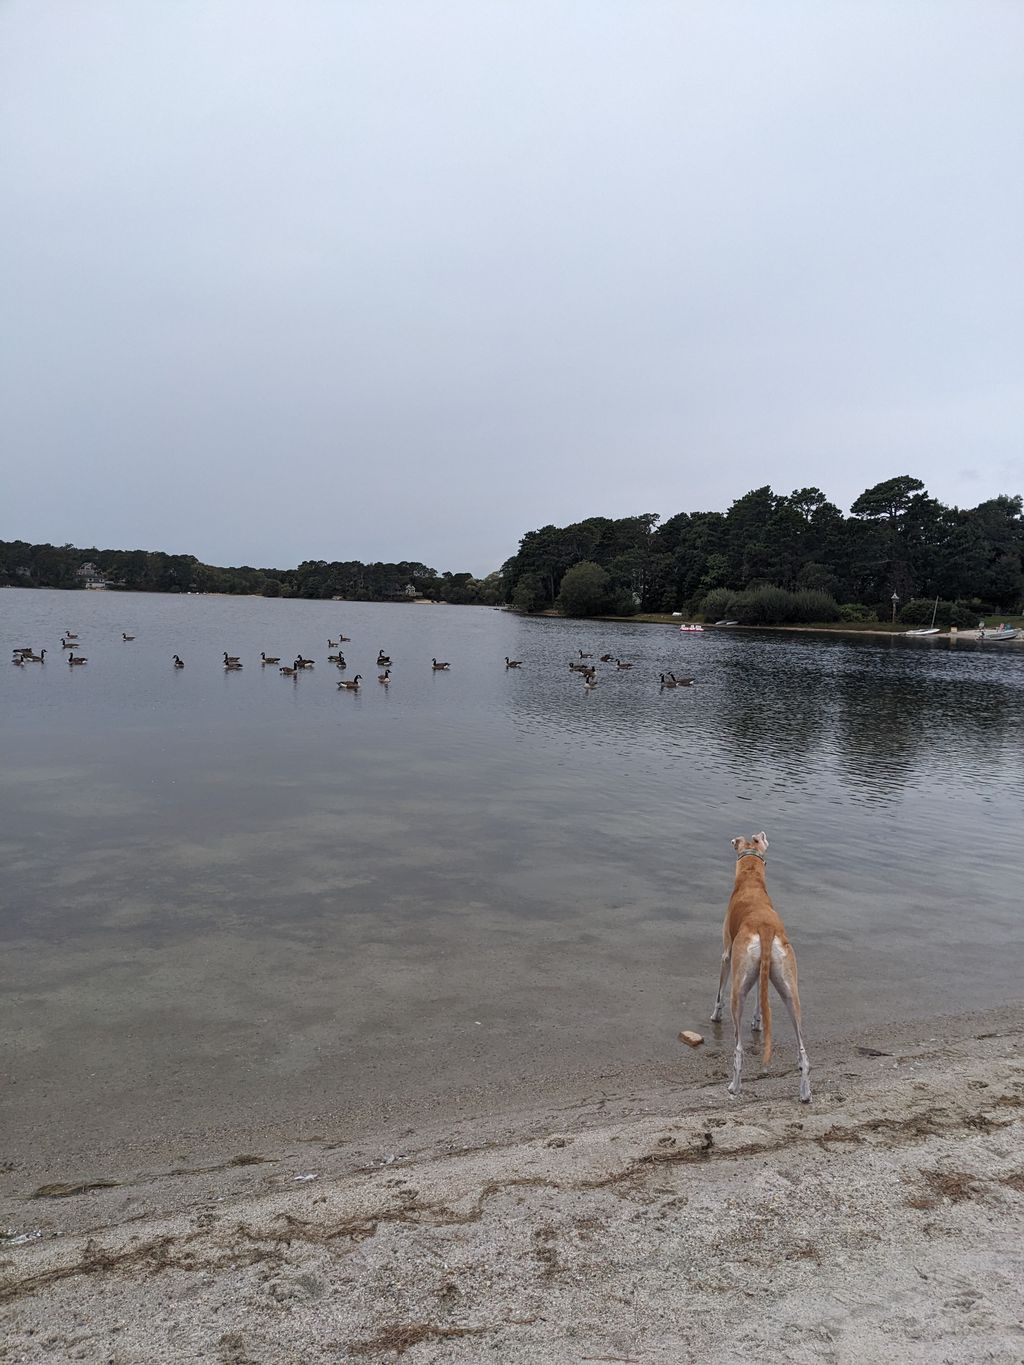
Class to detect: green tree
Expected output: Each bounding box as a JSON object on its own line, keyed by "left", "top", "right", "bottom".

{"left": 850, "top": 475, "right": 926, "bottom": 522}
{"left": 556, "top": 561, "right": 612, "bottom": 617}
{"left": 512, "top": 573, "right": 546, "bottom": 613}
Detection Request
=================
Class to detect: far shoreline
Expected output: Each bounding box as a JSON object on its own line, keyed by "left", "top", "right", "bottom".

{"left": 520, "top": 609, "right": 1024, "bottom": 641}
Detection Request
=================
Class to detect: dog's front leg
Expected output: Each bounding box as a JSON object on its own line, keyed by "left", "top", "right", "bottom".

{"left": 710, "top": 950, "right": 730, "bottom": 1022}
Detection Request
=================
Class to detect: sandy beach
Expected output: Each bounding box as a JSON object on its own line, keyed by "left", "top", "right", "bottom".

{"left": 3, "top": 1003, "right": 1022, "bottom": 1364}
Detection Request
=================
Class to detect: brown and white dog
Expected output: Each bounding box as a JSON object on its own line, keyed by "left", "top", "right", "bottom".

{"left": 710, "top": 831, "right": 811, "bottom": 1103}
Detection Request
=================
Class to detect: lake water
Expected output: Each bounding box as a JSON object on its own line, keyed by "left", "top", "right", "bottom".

{"left": 2, "top": 589, "right": 1023, "bottom": 1162}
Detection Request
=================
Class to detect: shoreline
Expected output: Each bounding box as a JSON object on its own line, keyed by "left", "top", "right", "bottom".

{"left": 528, "top": 609, "right": 1024, "bottom": 641}
{"left": 4, "top": 1001, "right": 1022, "bottom": 1362}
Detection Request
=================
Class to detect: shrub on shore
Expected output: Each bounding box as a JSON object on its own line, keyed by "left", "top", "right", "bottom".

{"left": 837, "top": 602, "right": 875, "bottom": 622}
{"left": 699, "top": 588, "right": 739, "bottom": 621}
{"left": 898, "top": 598, "right": 990, "bottom": 629}
{"left": 701, "top": 585, "right": 840, "bottom": 625}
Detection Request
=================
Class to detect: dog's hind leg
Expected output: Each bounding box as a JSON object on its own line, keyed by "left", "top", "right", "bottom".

{"left": 727, "top": 949, "right": 759, "bottom": 1097}
{"left": 769, "top": 950, "right": 811, "bottom": 1103}
{"left": 710, "top": 949, "right": 730, "bottom": 1023}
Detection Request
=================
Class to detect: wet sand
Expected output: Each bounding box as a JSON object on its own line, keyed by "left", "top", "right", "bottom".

{"left": 3, "top": 1003, "right": 1022, "bottom": 1363}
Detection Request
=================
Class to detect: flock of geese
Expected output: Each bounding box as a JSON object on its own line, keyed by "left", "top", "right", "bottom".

{"left": 12, "top": 636, "right": 695, "bottom": 691}
{"left": 566, "top": 649, "right": 694, "bottom": 690}
{"left": 11, "top": 629, "right": 132, "bottom": 668}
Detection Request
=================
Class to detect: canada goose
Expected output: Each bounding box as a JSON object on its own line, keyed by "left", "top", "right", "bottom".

{"left": 328, "top": 638, "right": 340, "bottom": 647}
{"left": 279, "top": 664, "right": 298, "bottom": 676}
{"left": 327, "top": 652, "right": 342, "bottom": 663}
{"left": 582, "top": 675, "right": 598, "bottom": 689}
{"left": 599, "top": 653, "right": 615, "bottom": 662}
{"left": 25, "top": 650, "right": 46, "bottom": 662}
{"left": 431, "top": 659, "right": 450, "bottom": 670}
{"left": 659, "top": 673, "right": 679, "bottom": 688}
{"left": 60, "top": 638, "right": 78, "bottom": 649}
{"left": 12, "top": 655, "right": 25, "bottom": 665}
{"left": 334, "top": 656, "right": 347, "bottom": 669}
{"left": 669, "top": 673, "right": 694, "bottom": 686}
{"left": 615, "top": 660, "right": 633, "bottom": 670}
{"left": 296, "top": 656, "right": 314, "bottom": 668}
{"left": 505, "top": 657, "right": 523, "bottom": 668}
{"left": 64, "top": 632, "right": 78, "bottom": 640}
{"left": 223, "top": 652, "right": 240, "bottom": 664}
{"left": 261, "top": 652, "right": 280, "bottom": 665}
{"left": 338, "top": 674, "right": 362, "bottom": 690}
{"left": 173, "top": 655, "right": 185, "bottom": 668}
{"left": 377, "top": 651, "right": 391, "bottom": 665}
{"left": 68, "top": 654, "right": 88, "bottom": 666}
{"left": 122, "top": 633, "right": 135, "bottom": 641}
{"left": 224, "top": 660, "right": 243, "bottom": 670}
{"left": 339, "top": 634, "right": 351, "bottom": 642}
{"left": 378, "top": 668, "right": 390, "bottom": 683}
{"left": 578, "top": 650, "right": 593, "bottom": 659}
{"left": 580, "top": 666, "right": 597, "bottom": 678}
{"left": 568, "top": 661, "right": 586, "bottom": 672}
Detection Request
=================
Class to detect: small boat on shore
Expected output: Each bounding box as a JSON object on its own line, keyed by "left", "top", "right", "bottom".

{"left": 977, "top": 625, "right": 1018, "bottom": 642}
{"left": 906, "top": 598, "right": 941, "bottom": 636}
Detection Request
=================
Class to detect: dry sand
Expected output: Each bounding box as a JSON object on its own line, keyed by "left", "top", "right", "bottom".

{"left": 2, "top": 1004, "right": 1023, "bottom": 1364}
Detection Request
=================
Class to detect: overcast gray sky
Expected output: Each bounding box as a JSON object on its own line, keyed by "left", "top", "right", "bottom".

{"left": 2, "top": 2, "right": 1022, "bottom": 575}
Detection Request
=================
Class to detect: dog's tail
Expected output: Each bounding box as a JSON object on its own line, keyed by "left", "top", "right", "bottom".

{"left": 758, "top": 925, "right": 773, "bottom": 1065}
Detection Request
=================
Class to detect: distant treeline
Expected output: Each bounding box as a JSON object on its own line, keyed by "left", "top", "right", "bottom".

{"left": 0, "top": 542, "right": 502, "bottom": 605}
{"left": 500, "top": 477, "right": 1024, "bottom": 621}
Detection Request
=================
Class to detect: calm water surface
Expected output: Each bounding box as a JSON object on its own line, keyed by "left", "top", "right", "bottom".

{"left": 2, "top": 591, "right": 1022, "bottom": 1158}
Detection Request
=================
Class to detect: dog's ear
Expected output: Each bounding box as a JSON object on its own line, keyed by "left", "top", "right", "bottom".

{"left": 754, "top": 831, "right": 769, "bottom": 849}
{"left": 731, "top": 836, "right": 744, "bottom": 851}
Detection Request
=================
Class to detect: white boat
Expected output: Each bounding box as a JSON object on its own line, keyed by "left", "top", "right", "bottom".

{"left": 713, "top": 619, "right": 739, "bottom": 626}
{"left": 678, "top": 623, "right": 704, "bottom": 632}
{"left": 978, "top": 625, "right": 1018, "bottom": 641}
{"left": 906, "top": 598, "right": 941, "bottom": 636}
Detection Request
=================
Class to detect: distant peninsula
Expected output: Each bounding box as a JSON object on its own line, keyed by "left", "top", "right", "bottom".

{"left": 0, "top": 542, "right": 502, "bottom": 605}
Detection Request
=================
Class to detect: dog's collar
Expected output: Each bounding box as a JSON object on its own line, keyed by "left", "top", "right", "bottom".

{"left": 735, "top": 850, "right": 766, "bottom": 863}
